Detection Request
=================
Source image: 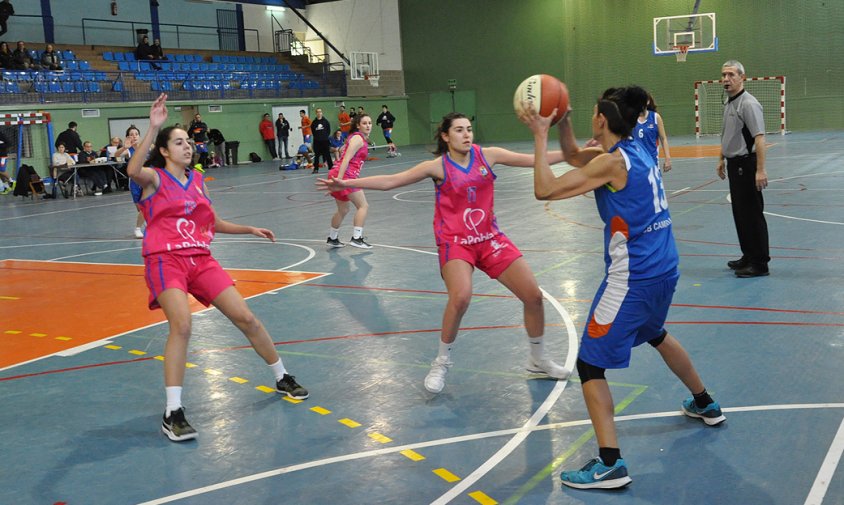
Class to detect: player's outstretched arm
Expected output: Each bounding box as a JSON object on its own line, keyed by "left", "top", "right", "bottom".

{"left": 317, "top": 159, "right": 441, "bottom": 193}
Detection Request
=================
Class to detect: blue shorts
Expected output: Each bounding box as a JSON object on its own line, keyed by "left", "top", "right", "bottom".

{"left": 195, "top": 142, "right": 208, "bottom": 154}
{"left": 579, "top": 273, "right": 679, "bottom": 369}
{"left": 382, "top": 128, "right": 393, "bottom": 141}
{"left": 129, "top": 179, "right": 143, "bottom": 204}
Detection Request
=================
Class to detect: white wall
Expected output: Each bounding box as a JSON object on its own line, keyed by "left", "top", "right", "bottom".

{"left": 242, "top": 0, "right": 401, "bottom": 71}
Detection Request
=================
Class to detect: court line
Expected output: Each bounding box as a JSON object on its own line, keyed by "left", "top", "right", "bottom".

{"left": 764, "top": 211, "right": 844, "bottom": 226}
{"left": 431, "top": 287, "right": 579, "bottom": 504}
{"left": 804, "top": 415, "right": 844, "bottom": 505}
{"left": 136, "top": 402, "right": 844, "bottom": 505}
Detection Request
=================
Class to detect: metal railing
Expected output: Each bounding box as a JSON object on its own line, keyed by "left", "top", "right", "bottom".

{"left": 80, "top": 18, "right": 260, "bottom": 52}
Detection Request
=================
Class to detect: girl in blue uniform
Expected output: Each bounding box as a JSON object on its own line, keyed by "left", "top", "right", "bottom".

{"left": 632, "top": 92, "right": 672, "bottom": 172}
{"left": 521, "top": 86, "right": 724, "bottom": 490}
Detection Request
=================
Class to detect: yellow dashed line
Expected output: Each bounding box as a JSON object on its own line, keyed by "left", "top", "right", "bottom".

{"left": 204, "top": 368, "right": 222, "bottom": 375}
{"left": 128, "top": 350, "right": 146, "bottom": 356}
{"left": 400, "top": 449, "right": 425, "bottom": 462}
{"left": 282, "top": 396, "right": 303, "bottom": 404}
{"left": 229, "top": 376, "right": 249, "bottom": 384}
{"left": 310, "top": 406, "right": 331, "bottom": 415}
{"left": 338, "top": 418, "right": 361, "bottom": 428}
{"left": 433, "top": 468, "right": 461, "bottom": 483}
{"left": 468, "top": 491, "right": 497, "bottom": 505}
{"left": 55, "top": 336, "right": 72, "bottom": 341}
{"left": 255, "top": 385, "right": 275, "bottom": 394}
{"left": 185, "top": 362, "right": 197, "bottom": 368}
{"left": 30, "top": 333, "right": 47, "bottom": 337}
{"left": 4, "top": 330, "right": 22, "bottom": 334}
{"left": 104, "top": 345, "right": 122, "bottom": 350}
{"left": 368, "top": 432, "right": 393, "bottom": 444}
{"left": 154, "top": 355, "right": 164, "bottom": 361}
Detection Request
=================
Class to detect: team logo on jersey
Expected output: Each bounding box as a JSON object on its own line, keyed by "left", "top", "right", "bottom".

{"left": 455, "top": 207, "right": 495, "bottom": 245}
{"left": 467, "top": 186, "right": 477, "bottom": 203}
{"left": 169, "top": 217, "right": 211, "bottom": 252}
{"left": 479, "top": 166, "right": 488, "bottom": 177}
{"left": 184, "top": 200, "right": 197, "bottom": 216}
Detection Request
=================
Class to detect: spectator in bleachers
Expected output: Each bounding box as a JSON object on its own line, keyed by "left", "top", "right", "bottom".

{"left": 55, "top": 122, "right": 84, "bottom": 160}
{"left": 151, "top": 39, "right": 166, "bottom": 61}
{"left": 0, "top": 0, "right": 14, "bottom": 38}
{"left": 259, "top": 113, "right": 278, "bottom": 160}
{"left": 338, "top": 105, "right": 351, "bottom": 141}
{"left": 188, "top": 113, "right": 210, "bottom": 169}
{"left": 12, "top": 40, "right": 38, "bottom": 70}
{"left": 0, "top": 41, "right": 12, "bottom": 69}
{"left": 135, "top": 35, "right": 161, "bottom": 70}
{"left": 275, "top": 113, "right": 290, "bottom": 159}
{"left": 40, "top": 43, "right": 62, "bottom": 71}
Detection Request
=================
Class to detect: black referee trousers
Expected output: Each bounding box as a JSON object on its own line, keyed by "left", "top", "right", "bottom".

{"left": 726, "top": 153, "right": 770, "bottom": 266}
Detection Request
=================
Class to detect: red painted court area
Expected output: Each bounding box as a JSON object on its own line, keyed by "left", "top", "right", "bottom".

{"left": 0, "top": 260, "right": 323, "bottom": 369}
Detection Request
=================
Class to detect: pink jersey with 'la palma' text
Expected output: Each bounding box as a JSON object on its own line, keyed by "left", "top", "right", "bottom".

{"left": 433, "top": 145, "right": 503, "bottom": 246}
{"left": 139, "top": 167, "right": 215, "bottom": 257}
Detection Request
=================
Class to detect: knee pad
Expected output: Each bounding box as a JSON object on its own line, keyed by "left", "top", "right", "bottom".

{"left": 576, "top": 358, "right": 606, "bottom": 384}
{"left": 647, "top": 329, "right": 668, "bottom": 348}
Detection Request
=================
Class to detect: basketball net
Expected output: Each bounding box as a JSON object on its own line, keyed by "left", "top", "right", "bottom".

{"left": 674, "top": 45, "right": 689, "bottom": 63}
{"left": 365, "top": 74, "right": 380, "bottom": 88}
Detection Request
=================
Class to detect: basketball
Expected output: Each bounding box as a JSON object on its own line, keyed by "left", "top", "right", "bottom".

{"left": 513, "top": 74, "right": 570, "bottom": 125}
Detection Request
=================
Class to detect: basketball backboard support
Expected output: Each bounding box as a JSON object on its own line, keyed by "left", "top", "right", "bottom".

{"left": 653, "top": 12, "right": 717, "bottom": 56}
{"left": 350, "top": 51, "right": 379, "bottom": 81}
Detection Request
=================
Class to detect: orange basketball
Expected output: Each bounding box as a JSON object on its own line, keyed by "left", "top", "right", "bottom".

{"left": 513, "top": 74, "right": 570, "bottom": 125}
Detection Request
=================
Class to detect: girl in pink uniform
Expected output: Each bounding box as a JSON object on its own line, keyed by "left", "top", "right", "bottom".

{"left": 326, "top": 114, "right": 374, "bottom": 249}
{"left": 128, "top": 94, "right": 308, "bottom": 443}
{"left": 318, "top": 113, "right": 570, "bottom": 393}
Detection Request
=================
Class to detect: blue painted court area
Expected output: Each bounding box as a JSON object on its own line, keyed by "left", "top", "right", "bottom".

{"left": 1, "top": 132, "right": 842, "bottom": 504}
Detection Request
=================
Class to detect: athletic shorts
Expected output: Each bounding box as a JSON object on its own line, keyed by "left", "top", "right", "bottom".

{"left": 0, "top": 157, "right": 7, "bottom": 171}
{"left": 195, "top": 142, "right": 208, "bottom": 154}
{"left": 437, "top": 235, "right": 522, "bottom": 279}
{"left": 143, "top": 253, "right": 234, "bottom": 310}
{"left": 328, "top": 167, "right": 360, "bottom": 202}
{"left": 382, "top": 128, "right": 393, "bottom": 141}
{"left": 579, "top": 273, "right": 679, "bottom": 369}
{"left": 303, "top": 134, "right": 312, "bottom": 144}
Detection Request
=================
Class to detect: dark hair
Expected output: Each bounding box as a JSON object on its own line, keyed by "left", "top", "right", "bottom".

{"left": 125, "top": 124, "right": 140, "bottom": 136}
{"left": 68, "top": 121, "right": 77, "bottom": 129}
{"left": 381, "top": 104, "right": 388, "bottom": 108}
{"left": 432, "top": 112, "right": 469, "bottom": 155}
{"left": 646, "top": 92, "right": 658, "bottom": 112}
{"left": 145, "top": 126, "right": 178, "bottom": 168}
{"left": 299, "top": 109, "right": 305, "bottom": 114}
{"left": 56, "top": 142, "right": 66, "bottom": 148}
{"left": 350, "top": 113, "right": 370, "bottom": 134}
{"left": 596, "top": 86, "right": 649, "bottom": 137}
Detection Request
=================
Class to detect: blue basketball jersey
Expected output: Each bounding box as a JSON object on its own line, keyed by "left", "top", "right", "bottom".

{"left": 633, "top": 110, "right": 659, "bottom": 164}
{"left": 594, "top": 138, "right": 678, "bottom": 284}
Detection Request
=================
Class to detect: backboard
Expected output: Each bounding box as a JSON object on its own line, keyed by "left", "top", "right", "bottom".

{"left": 653, "top": 12, "right": 717, "bottom": 56}
{"left": 350, "top": 51, "right": 379, "bottom": 81}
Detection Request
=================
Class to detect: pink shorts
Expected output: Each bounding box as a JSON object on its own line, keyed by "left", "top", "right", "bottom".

{"left": 328, "top": 167, "right": 361, "bottom": 202}
{"left": 437, "top": 235, "right": 522, "bottom": 279}
{"left": 143, "top": 253, "right": 234, "bottom": 310}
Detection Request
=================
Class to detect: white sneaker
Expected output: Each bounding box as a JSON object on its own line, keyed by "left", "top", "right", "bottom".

{"left": 134, "top": 227, "right": 144, "bottom": 239}
{"left": 424, "top": 356, "right": 452, "bottom": 393}
{"left": 527, "top": 356, "right": 571, "bottom": 379}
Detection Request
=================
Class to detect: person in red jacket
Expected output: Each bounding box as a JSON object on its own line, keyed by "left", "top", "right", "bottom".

{"left": 259, "top": 113, "right": 278, "bottom": 160}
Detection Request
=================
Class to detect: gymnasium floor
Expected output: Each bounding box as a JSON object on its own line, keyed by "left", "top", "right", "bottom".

{"left": 1, "top": 131, "right": 842, "bottom": 505}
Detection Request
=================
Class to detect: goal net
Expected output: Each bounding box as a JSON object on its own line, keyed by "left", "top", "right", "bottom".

{"left": 694, "top": 76, "right": 786, "bottom": 137}
{"left": 0, "top": 113, "right": 54, "bottom": 182}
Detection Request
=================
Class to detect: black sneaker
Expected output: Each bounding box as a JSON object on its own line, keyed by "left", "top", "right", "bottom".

{"left": 349, "top": 237, "right": 372, "bottom": 249}
{"left": 727, "top": 257, "right": 749, "bottom": 270}
{"left": 276, "top": 374, "right": 309, "bottom": 399}
{"left": 162, "top": 407, "right": 198, "bottom": 442}
{"left": 326, "top": 237, "right": 344, "bottom": 248}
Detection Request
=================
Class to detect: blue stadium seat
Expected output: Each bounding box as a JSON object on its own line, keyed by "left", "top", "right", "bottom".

{"left": 62, "top": 50, "right": 75, "bottom": 60}
{"left": 74, "top": 81, "right": 85, "bottom": 93}
{"left": 79, "top": 61, "right": 90, "bottom": 70}
{"left": 64, "top": 60, "right": 78, "bottom": 70}
{"left": 174, "top": 54, "right": 185, "bottom": 62}
{"left": 86, "top": 82, "right": 101, "bottom": 93}
{"left": 112, "top": 81, "right": 123, "bottom": 92}
{"left": 125, "top": 52, "right": 136, "bottom": 61}
{"left": 102, "top": 51, "right": 114, "bottom": 61}
{"left": 62, "top": 82, "right": 74, "bottom": 93}
{"left": 118, "top": 62, "right": 131, "bottom": 71}
{"left": 114, "top": 52, "right": 125, "bottom": 61}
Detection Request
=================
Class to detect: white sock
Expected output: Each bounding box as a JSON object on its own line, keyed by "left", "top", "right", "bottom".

{"left": 268, "top": 358, "right": 287, "bottom": 381}
{"left": 165, "top": 386, "right": 183, "bottom": 415}
{"left": 329, "top": 227, "right": 340, "bottom": 240}
{"left": 437, "top": 340, "right": 453, "bottom": 360}
{"left": 529, "top": 337, "right": 545, "bottom": 362}
{"left": 353, "top": 226, "right": 364, "bottom": 239}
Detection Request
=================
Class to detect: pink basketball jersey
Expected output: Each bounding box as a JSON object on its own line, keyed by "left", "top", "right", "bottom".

{"left": 433, "top": 145, "right": 502, "bottom": 246}
{"left": 335, "top": 131, "right": 368, "bottom": 180}
{"left": 139, "top": 168, "right": 215, "bottom": 257}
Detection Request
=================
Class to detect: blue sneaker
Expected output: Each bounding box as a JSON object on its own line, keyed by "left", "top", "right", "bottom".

{"left": 560, "top": 457, "right": 632, "bottom": 489}
{"left": 682, "top": 397, "right": 726, "bottom": 426}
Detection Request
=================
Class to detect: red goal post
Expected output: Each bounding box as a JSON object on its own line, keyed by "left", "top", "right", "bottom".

{"left": 694, "top": 76, "right": 786, "bottom": 137}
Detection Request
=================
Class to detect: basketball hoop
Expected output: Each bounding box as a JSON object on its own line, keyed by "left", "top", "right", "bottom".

{"left": 674, "top": 45, "right": 689, "bottom": 63}
{"left": 365, "top": 73, "right": 380, "bottom": 88}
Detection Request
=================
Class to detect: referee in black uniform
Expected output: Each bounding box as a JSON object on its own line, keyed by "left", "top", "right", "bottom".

{"left": 311, "top": 108, "right": 333, "bottom": 174}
